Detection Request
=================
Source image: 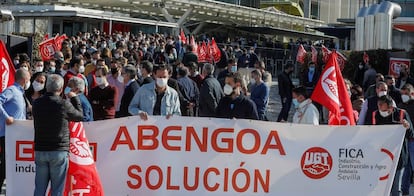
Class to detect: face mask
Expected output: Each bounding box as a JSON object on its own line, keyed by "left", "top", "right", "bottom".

{"left": 14, "top": 60, "right": 19, "bottom": 65}
{"left": 309, "top": 67, "right": 315, "bottom": 72}
{"left": 101, "top": 43, "right": 107, "bottom": 48}
{"left": 80, "top": 49, "right": 86, "bottom": 54}
{"left": 142, "top": 47, "right": 147, "bottom": 53}
{"left": 95, "top": 77, "right": 105, "bottom": 86}
{"left": 22, "top": 67, "right": 29, "bottom": 71}
{"left": 114, "top": 54, "right": 120, "bottom": 59}
{"left": 61, "top": 69, "right": 67, "bottom": 76}
{"left": 223, "top": 84, "right": 234, "bottom": 96}
{"left": 64, "top": 86, "right": 71, "bottom": 95}
{"left": 292, "top": 98, "right": 299, "bottom": 107}
{"left": 359, "top": 65, "right": 364, "bottom": 69}
{"left": 117, "top": 75, "right": 124, "bottom": 83}
{"left": 250, "top": 78, "right": 256, "bottom": 85}
{"left": 111, "top": 68, "right": 118, "bottom": 75}
{"left": 156, "top": 78, "right": 168, "bottom": 88}
{"left": 231, "top": 65, "right": 237, "bottom": 73}
{"left": 78, "top": 65, "right": 85, "bottom": 73}
{"left": 379, "top": 110, "right": 390, "bottom": 117}
{"left": 377, "top": 91, "right": 387, "bottom": 97}
{"left": 49, "top": 67, "right": 56, "bottom": 73}
{"left": 24, "top": 80, "right": 31, "bottom": 90}
{"left": 35, "top": 66, "right": 44, "bottom": 73}
{"left": 401, "top": 95, "right": 410, "bottom": 103}
{"left": 92, "top": 60, "right": 97, "bottom": 65}
{"left": 32, "top": 81, "right": 44, "bottom": 92}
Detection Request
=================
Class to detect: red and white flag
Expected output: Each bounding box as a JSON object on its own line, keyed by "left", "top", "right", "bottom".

{"left": 198, "top": 41, "right": 208, "bottom": 63}
{"left": 321, "top": 45, "right": 331, "bottom": 63}
{"left": 54, "top": 34, "right": 68, "bottom": 51}
{"left": 209, "top": 38, "right": 222, "bottom": 63}
{"left": 0, "top": 40, "right": 15, "bottom": 93}
{"left": 311, "top": 45, "right": 318, "bottom": 64}
{"left": 44, "top": 34, "right": 49, "bottom": 41}
{"left": 311, "top": 51, "right": 356, "bottom": 125}
{"left": 190, "top": 35, "right": 197, "bottom": 53}
{"left": 64, "top": 122, "right": 104, "bottom": 196}
{"left": 363, "top": 51, "right": 369, "bottom": 65}
{"left": 180, "top": 29, "right": 187, "bottom": 45}
{"left": 337, "top": 51, "right": 347, "bottom": 71}
{"left": 296, "top": 44, "right": 307, "bottom": 64}
{"left": 39, "top": 38, "right": 57, "bottom": 61}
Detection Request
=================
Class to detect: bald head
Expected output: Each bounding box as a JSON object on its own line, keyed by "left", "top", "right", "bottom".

{"left": 15, "top": 68, "right": 30, "bottom": 87}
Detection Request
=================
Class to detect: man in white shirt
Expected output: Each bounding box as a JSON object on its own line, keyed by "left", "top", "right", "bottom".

{"left": 291, "top": 86, "right": 319, "bottom": 125}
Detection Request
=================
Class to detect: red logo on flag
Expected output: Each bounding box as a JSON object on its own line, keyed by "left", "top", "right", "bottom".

{"left": 64, "top": 122, "right": 104, "bottom": 196}
{"left": 39, "top": 38, "right": 57, "bottom": 61}
{"left": 180, "top": 29, "right": 187, "bottom": 45}
{"left": 296, "top": 44, "right": 307, "bottom": 64}
{"left": 0, "top": 40, "right": 15, "bottom": 93}
{"left": 54, "top": 34, "right": 68, "bottom": 51}
{"left": 301, "top": 147, "right": 332, "bottom": 179}
{"left": 210, "top": 38, "right": 222, "bottom": 63}
{"left": 198, "top": 41, "right": 208, "bottom": 63}
{"left": 311, "top": 51, "right": 355, "bottom": 125}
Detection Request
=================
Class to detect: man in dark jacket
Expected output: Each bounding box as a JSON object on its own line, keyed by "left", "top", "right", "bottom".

{"left": 182, "top": 45, "right": 198, "bottom": 67}
{"left": 277, "top": 63, "right": 294, "bottom": 122}
{"left": 32, "top": 74, "right": 83, "bottom": 196}
{"left": 398, "top": 84, "right": 414, "bottom": 195}
{"left": 216, "top": 72, "right": 259, "bottom": 120}
{"left": 199, "top": 63, "right": 223, "bottom": 117}
{"left": 371, "top": 95, "right": 412, "bottom": 196}
{"left": 118, "top": 65, "right": 140, "bottom": 118}
{"left": 177, "top": 66, "right": 199, "bottom": 116}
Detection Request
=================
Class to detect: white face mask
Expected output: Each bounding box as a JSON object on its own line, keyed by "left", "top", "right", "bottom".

{"left": 223, "top": 84, "right": 234, "bottom": 96}
{"left": 95, "top": 77, "right": 105, "bottom": 86}
{"left": 24, "top": 80, "right": 31, "bottom": 90}
{"left": 14, "top": 60, "right": 19, "bottom": 65}
{"left": 156, "top": 78, "right": 168, "bottom": 88}
{"left": 35, "top": 66, "right": 44, "bottom": 73}
{"left": 250, "top": 78, "right": 256, "bottom": 85}
{"left": 379, "top": 110, "right": 390, "bottom": 117}
{"left": 32, "top": 81, "right": 44, "bottom": 92}
{"left": 22, "top": 67, "right": 29, "bottom": 71}
{"left": 80, "top": 49, "right": 86, "bottom": 54}
{"left": 78, "top": 65, "right": 85, "bottom": 73}
{"left": 401, "top": 95, "right": 410, "bottom": 103}
{"left": 92, "top": 60, "right": 97, "bottom": 65}
{"left": 117, "top": 75, "right": 124, "bottom": 83}
{"left": 114, "top": 54, "right": 120, "bottom": 59}
{"left": 377, "top": 91, "right": 387, "bottom": 97}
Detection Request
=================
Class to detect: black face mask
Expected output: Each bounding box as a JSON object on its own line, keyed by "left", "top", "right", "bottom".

{"left": 111, "top": 68, "right": 118, "bottom": 75}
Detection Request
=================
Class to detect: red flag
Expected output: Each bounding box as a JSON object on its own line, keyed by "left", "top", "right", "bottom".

{"left": 210, "top": 38, "right": 222, "bottom": 63}
{"left": 39, "top": 38, "right": 57, "bottom": 61}
{"left": 311, "top": 51, "right": 356, "bottom": 125}
{"left": 0, "top": 40, "right": 15, "bottom": 93}
{"left": 198, "top": 41, "right": 208, "bottom": 63}
{"left": 64, "top": 122, "right": 104, "bottom": 196}
{"left": 296, "top": 44, "right": 307, "bottom": 64}
{"left": 337, "top": 51, "right": 347, "bottom": 71}
{"left": 311, "top": 45, "right": 318, "bottom": 64}
{"left": 363, "top": 51, "right": 369, "bottom": 65}
{"left": 180, "top": 29, "right": 187, "bottom": 45}
{"left": 321, "top": 45, "right": 331, "bottom": 63}
{"left": 54, "top": 34, "right": 68, "bottom": 51}
{"left": 190, "top": 35, "right": 197, "bottom": 53}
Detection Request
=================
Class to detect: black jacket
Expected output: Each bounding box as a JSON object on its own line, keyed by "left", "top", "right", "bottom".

{"left": 33, "top": 92, "right": 83, "bottom": 151}
{"left": 277, "top": 71, "right": 293, "bottom": 98}
{"left": 182, "top": 52, "right": 198, "bottom": 67}
{"left": 216, "top": 95, "right": 259, "bottom": 120}
{"left": 118, "top": 80, "right": 140, "bottom": 118}
{"left": 199, "top": 75, "right": 224, "bottom": 117}
{"left": 177, "top": 76, "right": 200, "bottom": 116}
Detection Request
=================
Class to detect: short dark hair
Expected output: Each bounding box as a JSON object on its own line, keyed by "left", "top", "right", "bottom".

{"left": 292, "top": 86, "right": 309, "bottom": 99}
{"left": 251, "top": 69, "right": 262, "bottom": 78}
{"left": 226, "top": 72, "right": 243, "bottom": 86}
{"left": 141, "top": 61, "right": 153, "bottom": 73}
{"left": 177, "top": 66, "right": 189, "bottom": 77}
{"left": 284, "top": 63, "right": 294, "bottom": 70}
{"left": 123, "top": 65, "right": 137, "bottom": 80}
{"left": 401, "top": 84, "right": 414, "bottom": 93}
{"left": 186, "top": 45, "right": 193, "bottom": 52}
{"left": 227, "top": 58, "right": 235, "bottom": 65}
{"left": 97, "top": 67, "right": 108, "bottom": 76}
{"left": 153, "top": 64, "right": 168, "bottom": 74}
{"left": 377, "top": 95, "right": 394, "bottom": 106}
{"left": 70, "top": 55, "right": 83, "bottom": 68}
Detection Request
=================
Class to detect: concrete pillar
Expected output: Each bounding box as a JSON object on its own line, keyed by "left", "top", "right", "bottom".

{"left": 304, "top": 0, "right": 311, "bottom": 18}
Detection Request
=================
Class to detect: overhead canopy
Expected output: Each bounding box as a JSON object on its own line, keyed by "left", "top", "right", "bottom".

{"left": 311, "top": 26, "right": 354, "bottom": 39}
{"left": 236, "top": 26, "right": 336, "bottom": 40}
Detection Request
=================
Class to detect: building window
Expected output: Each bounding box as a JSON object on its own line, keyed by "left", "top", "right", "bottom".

{"left": 35, "top": 18, "right": 48, "bottom": 34}
{"left": 19, "top": 18, "right": 34, "bottom": 34}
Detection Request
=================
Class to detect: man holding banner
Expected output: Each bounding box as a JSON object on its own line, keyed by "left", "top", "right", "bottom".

{"left": 32, "top": 74, "right": 83, "bottom": 196}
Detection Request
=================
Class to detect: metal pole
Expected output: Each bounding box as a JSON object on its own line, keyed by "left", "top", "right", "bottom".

{"left": 109, "top": 19, "right": 112, "bottom": 35}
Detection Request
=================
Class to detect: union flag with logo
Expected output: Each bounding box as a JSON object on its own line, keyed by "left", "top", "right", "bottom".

{"left": 296, "top": 44, "right": 307, "bottom": 64}
{"left": 209, "top": 38, "right": 221, "bottom": 63}
{"left": 64, "top": 122, "right": 104, "bottom": 196}
{"left": 311, "top": 51, "right": 355, "bottom": 125}
{"left": 54, "top": 34, "right": 68, "bottom": 51}
{"left": 198, "top": 41, "right": 208, "bottom": 63}
{"left": 0, "top": 40, "right": 15, "bottom": 93}
{"left": 39, "top": 38, "right": 57, "bottom": 61}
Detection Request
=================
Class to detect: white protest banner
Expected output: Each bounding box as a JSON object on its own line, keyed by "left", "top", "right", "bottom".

{"left": 7, "top": 116, "right": 405, "bottom": 195}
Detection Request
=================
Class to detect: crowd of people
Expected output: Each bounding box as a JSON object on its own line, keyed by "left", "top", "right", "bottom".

{"left": 0, "top": 29, "right": 414, "bottom": 195}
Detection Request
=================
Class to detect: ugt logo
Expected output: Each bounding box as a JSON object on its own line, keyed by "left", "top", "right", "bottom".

{"left": 301, "top": 147, "right": 333, "bottom": 179}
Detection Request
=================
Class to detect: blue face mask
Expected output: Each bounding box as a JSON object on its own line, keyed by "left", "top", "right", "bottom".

{"left": 231, "top": 65, "right": 237, "bottom": 73}
{"left": 64, "top": 87, "right": 71, "bottom": 95}
{"left": 309, "top": 67, "right": 315, "bottom": 72}
{"left": 292, "top": 98, "right": 299, "bottom": 107}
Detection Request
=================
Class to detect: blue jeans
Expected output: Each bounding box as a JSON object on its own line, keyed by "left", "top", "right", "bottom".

{"left": 34, "top": 151, "right": 69, "bottom": 196}
{"left": 402, "top": 140, "right": 414, "bottom": 194}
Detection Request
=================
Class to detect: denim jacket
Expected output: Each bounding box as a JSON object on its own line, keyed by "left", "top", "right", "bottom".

{"left": 128, "top": 82, "right": 181, "bottom": 116}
